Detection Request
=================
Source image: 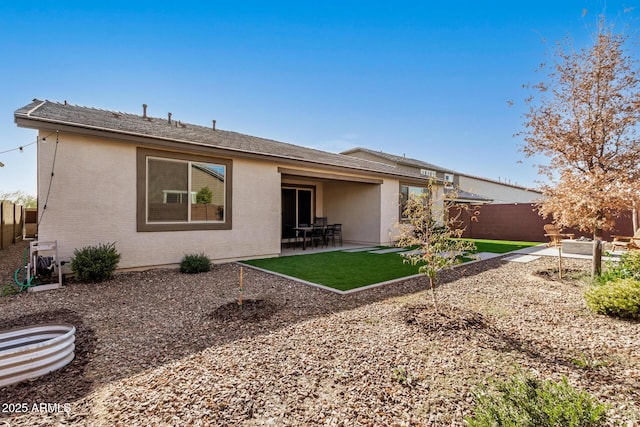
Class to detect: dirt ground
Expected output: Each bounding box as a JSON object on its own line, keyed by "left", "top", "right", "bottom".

{"left": 0, "top": 240, "right": 638, "bottom": 426}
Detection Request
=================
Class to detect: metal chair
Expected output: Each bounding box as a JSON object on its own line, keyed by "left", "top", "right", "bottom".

{"left": 327, "top": 223, "right": 342, "bottom": 246}
{"left": 311, "top": 224, "right": 327, "bottom": 248}
{"left": 314, "top": 216, "right": 327, "bottom": 227}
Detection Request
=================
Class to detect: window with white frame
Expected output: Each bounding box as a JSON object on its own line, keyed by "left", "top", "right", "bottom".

{"left": 420, "top": 169, "right": 436, "bottom": 178}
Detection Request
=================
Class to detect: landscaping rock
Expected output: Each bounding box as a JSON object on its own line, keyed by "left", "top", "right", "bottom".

{"left": 0, "top": 241, "right": 638, "bottom": 425}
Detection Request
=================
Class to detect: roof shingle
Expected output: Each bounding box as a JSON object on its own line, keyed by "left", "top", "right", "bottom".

{"left": 15, "top": 99, "right": 429, "bottom": 182}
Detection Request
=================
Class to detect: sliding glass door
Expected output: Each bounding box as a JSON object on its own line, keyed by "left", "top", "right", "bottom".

{"left": 281, "top": 187, "right": 313, "bottom": 239}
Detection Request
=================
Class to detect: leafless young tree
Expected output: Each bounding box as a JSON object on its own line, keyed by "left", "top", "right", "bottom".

{"left": 395, "top": 182, "right": 476, "bottom": 313}
{"left": 520, "top": 19, "right": 640, "bottom": 276}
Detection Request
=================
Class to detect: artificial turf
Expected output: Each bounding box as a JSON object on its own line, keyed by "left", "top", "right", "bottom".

{"left": 465, "top": 239, "right": 542, "bottom": 254}
{"left": 241, "top": 239, "right": 541, "bottom": 291}
{"left": 242, "top": 248, "right": 421, "bottom": 291}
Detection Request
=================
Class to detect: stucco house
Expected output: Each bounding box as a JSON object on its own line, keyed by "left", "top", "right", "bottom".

{"left": 341, "top": 147, "right": 542, "bottom": 204}
{"left": 15, "top": 100, "right": 441, "bottom": 270}
{"left": 456, "top": 173, "right": 543, "bottom": 204}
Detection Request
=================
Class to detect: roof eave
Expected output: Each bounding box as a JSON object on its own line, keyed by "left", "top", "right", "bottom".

{"left": 15, "top": 113, "right": 432, "bottom": 183}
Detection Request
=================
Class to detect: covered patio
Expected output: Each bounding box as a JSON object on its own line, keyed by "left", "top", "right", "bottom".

{"left": 279, "top": 166, "right": 400, "bottom": 252}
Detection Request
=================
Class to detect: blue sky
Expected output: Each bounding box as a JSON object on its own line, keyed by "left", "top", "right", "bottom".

{"left": 0, "top": 1, "right": 637, "bottom": 196}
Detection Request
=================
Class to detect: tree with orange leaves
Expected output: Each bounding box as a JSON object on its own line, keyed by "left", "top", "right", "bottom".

{"left": 520, "top": 19, "right": 640, "bottom": 277}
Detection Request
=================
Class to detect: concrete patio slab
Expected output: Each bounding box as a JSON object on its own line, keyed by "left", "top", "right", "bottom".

{"left": 503, "top": 254, "right": 541, "bottom": 263}
{"left": 398, "top": 248, "right": 423, "bottom": 256}
{"left": 509, "top": 244, "right": 621, "bottom": 262}
{"left": 369, "top": 247, "right": 406, "bottom": 254}
{"left": 341, "top": 247, "right": 381, "bottom": 253}
{"left": 474, "top": 252, "right": 503, "bottom": 260}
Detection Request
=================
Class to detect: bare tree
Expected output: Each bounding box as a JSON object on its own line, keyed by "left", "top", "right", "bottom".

{"left": 520, "top": 19, "right": 640, "bottom": 276}
{"left": 395, "top": 182, "right": 476, "bottom": 313}
{"left": 0, "top": 190, "right": 37, "bottom": 208}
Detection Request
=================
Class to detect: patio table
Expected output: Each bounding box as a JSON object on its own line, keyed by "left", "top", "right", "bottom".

{"left": 293, "top": 226, "right": 313, "bottom": 250}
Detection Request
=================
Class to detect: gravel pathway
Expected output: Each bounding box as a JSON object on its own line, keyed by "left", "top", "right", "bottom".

{"left": 0, "top": 240, "right": 638, "bottom": 426}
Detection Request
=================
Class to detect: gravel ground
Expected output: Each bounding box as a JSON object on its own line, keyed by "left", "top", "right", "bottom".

{"left": 0, "top": 240, "right": 639, "bottom": 426}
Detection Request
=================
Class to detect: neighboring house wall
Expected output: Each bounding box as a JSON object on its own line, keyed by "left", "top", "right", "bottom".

{"left": 458, "top": 176, "right": 542, "bottom": 204}
{"left": 344, "top": 150, "right": 456, "bottom": 185}
{"left": 343, "top": 148, "right": 541, "bottom": 204}
{"left": 192, "top": 167, "right": 225, "bottom": 206}
{"left": 37, "top": 132, "right": 282, "bottom": 269}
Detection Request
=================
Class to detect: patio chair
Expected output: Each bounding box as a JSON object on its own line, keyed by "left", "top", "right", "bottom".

{"left": 311, "top": 224, "right": 327, "bottom": 248}
{"left": 326, "top": 223, "right": 342, "bottom": 246}
{"left": 294, "top": 224, "right": 311, "bottom": 249}
{"left": 543, "top": 224, "right": 575, "bottom": 247}
{"left": 314, "top": 216, "right": 328, "bottom": 227}
{"left": 611, "top": 229, "right": 640, "bottom": 252}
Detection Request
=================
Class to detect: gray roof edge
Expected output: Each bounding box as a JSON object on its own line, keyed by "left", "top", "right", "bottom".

{"left": 341, "top": 147, "right": 456, "bottom": 173}
{"left": 15, "top": 100, "right": 433, "bottom": 182}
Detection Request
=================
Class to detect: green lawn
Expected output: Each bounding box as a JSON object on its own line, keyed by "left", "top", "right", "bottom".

{"left": 241, "top": 239, "right": 541, "bottom": 292}
{"left": 465, "top": 239, "right": 543, "bottom": 254}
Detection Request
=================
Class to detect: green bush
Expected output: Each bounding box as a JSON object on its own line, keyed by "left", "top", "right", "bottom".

{"left": 466, "top": 373, "right": 608, "bottom": 427}
{"left": 585, "top": 278, "right": 640, "bottom": 319}
{"left": 70, "top": 242, "right": 121, "bottom": 282}
{"left": 597, "top": 251, "right": 640, "bottom": 284}
{"left": 1, "top": 283, "right": 19, "bottom": 297}
{"left": 180, "top": 253, "right": 212, "bottom": 274}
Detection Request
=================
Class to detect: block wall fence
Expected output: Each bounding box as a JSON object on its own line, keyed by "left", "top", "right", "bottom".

{"left": 449, "top": 203, "right": 634, "bottom": 242}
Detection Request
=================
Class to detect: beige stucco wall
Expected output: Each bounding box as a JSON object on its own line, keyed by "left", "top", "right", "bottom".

{"left": 379, "top": 179, "right": 402, "bottom": 244}
{"left": 323, "top": 178, "right": 400, "bottom": 245}
{"left": 459, "top": 176, "right": 542, "bottom": 203}
{"left": 37, "top": 132, "right": 281, "bottom": 269}
{"left": 35, "top": 131, "right": 411, "bottom": 269}
{"left": 324, "top": 181, "right": 380, "bottom": 244}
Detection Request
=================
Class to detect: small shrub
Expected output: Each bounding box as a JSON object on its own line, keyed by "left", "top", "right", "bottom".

{"left": 392, "top": 366, "right": 416, "bottom": 387}
{"left": 585, "top": 278, "right": 640, "bottom": 319}
{"left": 180, "top": 253, "right": 212, "bottom": 274}
{"left": 570, "top": 352, "right": 610, "bottom": 370}
{"left": 1, "top": 283, "right": 19, "bottom": 297}
{"left": 466, "top": 373, "right": 608, "bottom": 427}
{"left": 597, "top": 251, "right": 640, "bottom": 284}
{"left": 70, "top": 242, "right": 121, "bottom": 282}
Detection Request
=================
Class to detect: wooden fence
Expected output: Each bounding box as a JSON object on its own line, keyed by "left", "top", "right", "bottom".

{"left": 24, "top": 208, "right": 37, "bottom": 239}
{"left": 450, "top": 203, "right": 634, "bottom": 242}
{"left": 0, "top": 202, "right": 24, "bottom": 250}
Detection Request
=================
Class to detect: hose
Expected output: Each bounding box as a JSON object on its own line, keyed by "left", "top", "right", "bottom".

{"left": 13, "top": 247, "right": 37, "bottom": 291}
